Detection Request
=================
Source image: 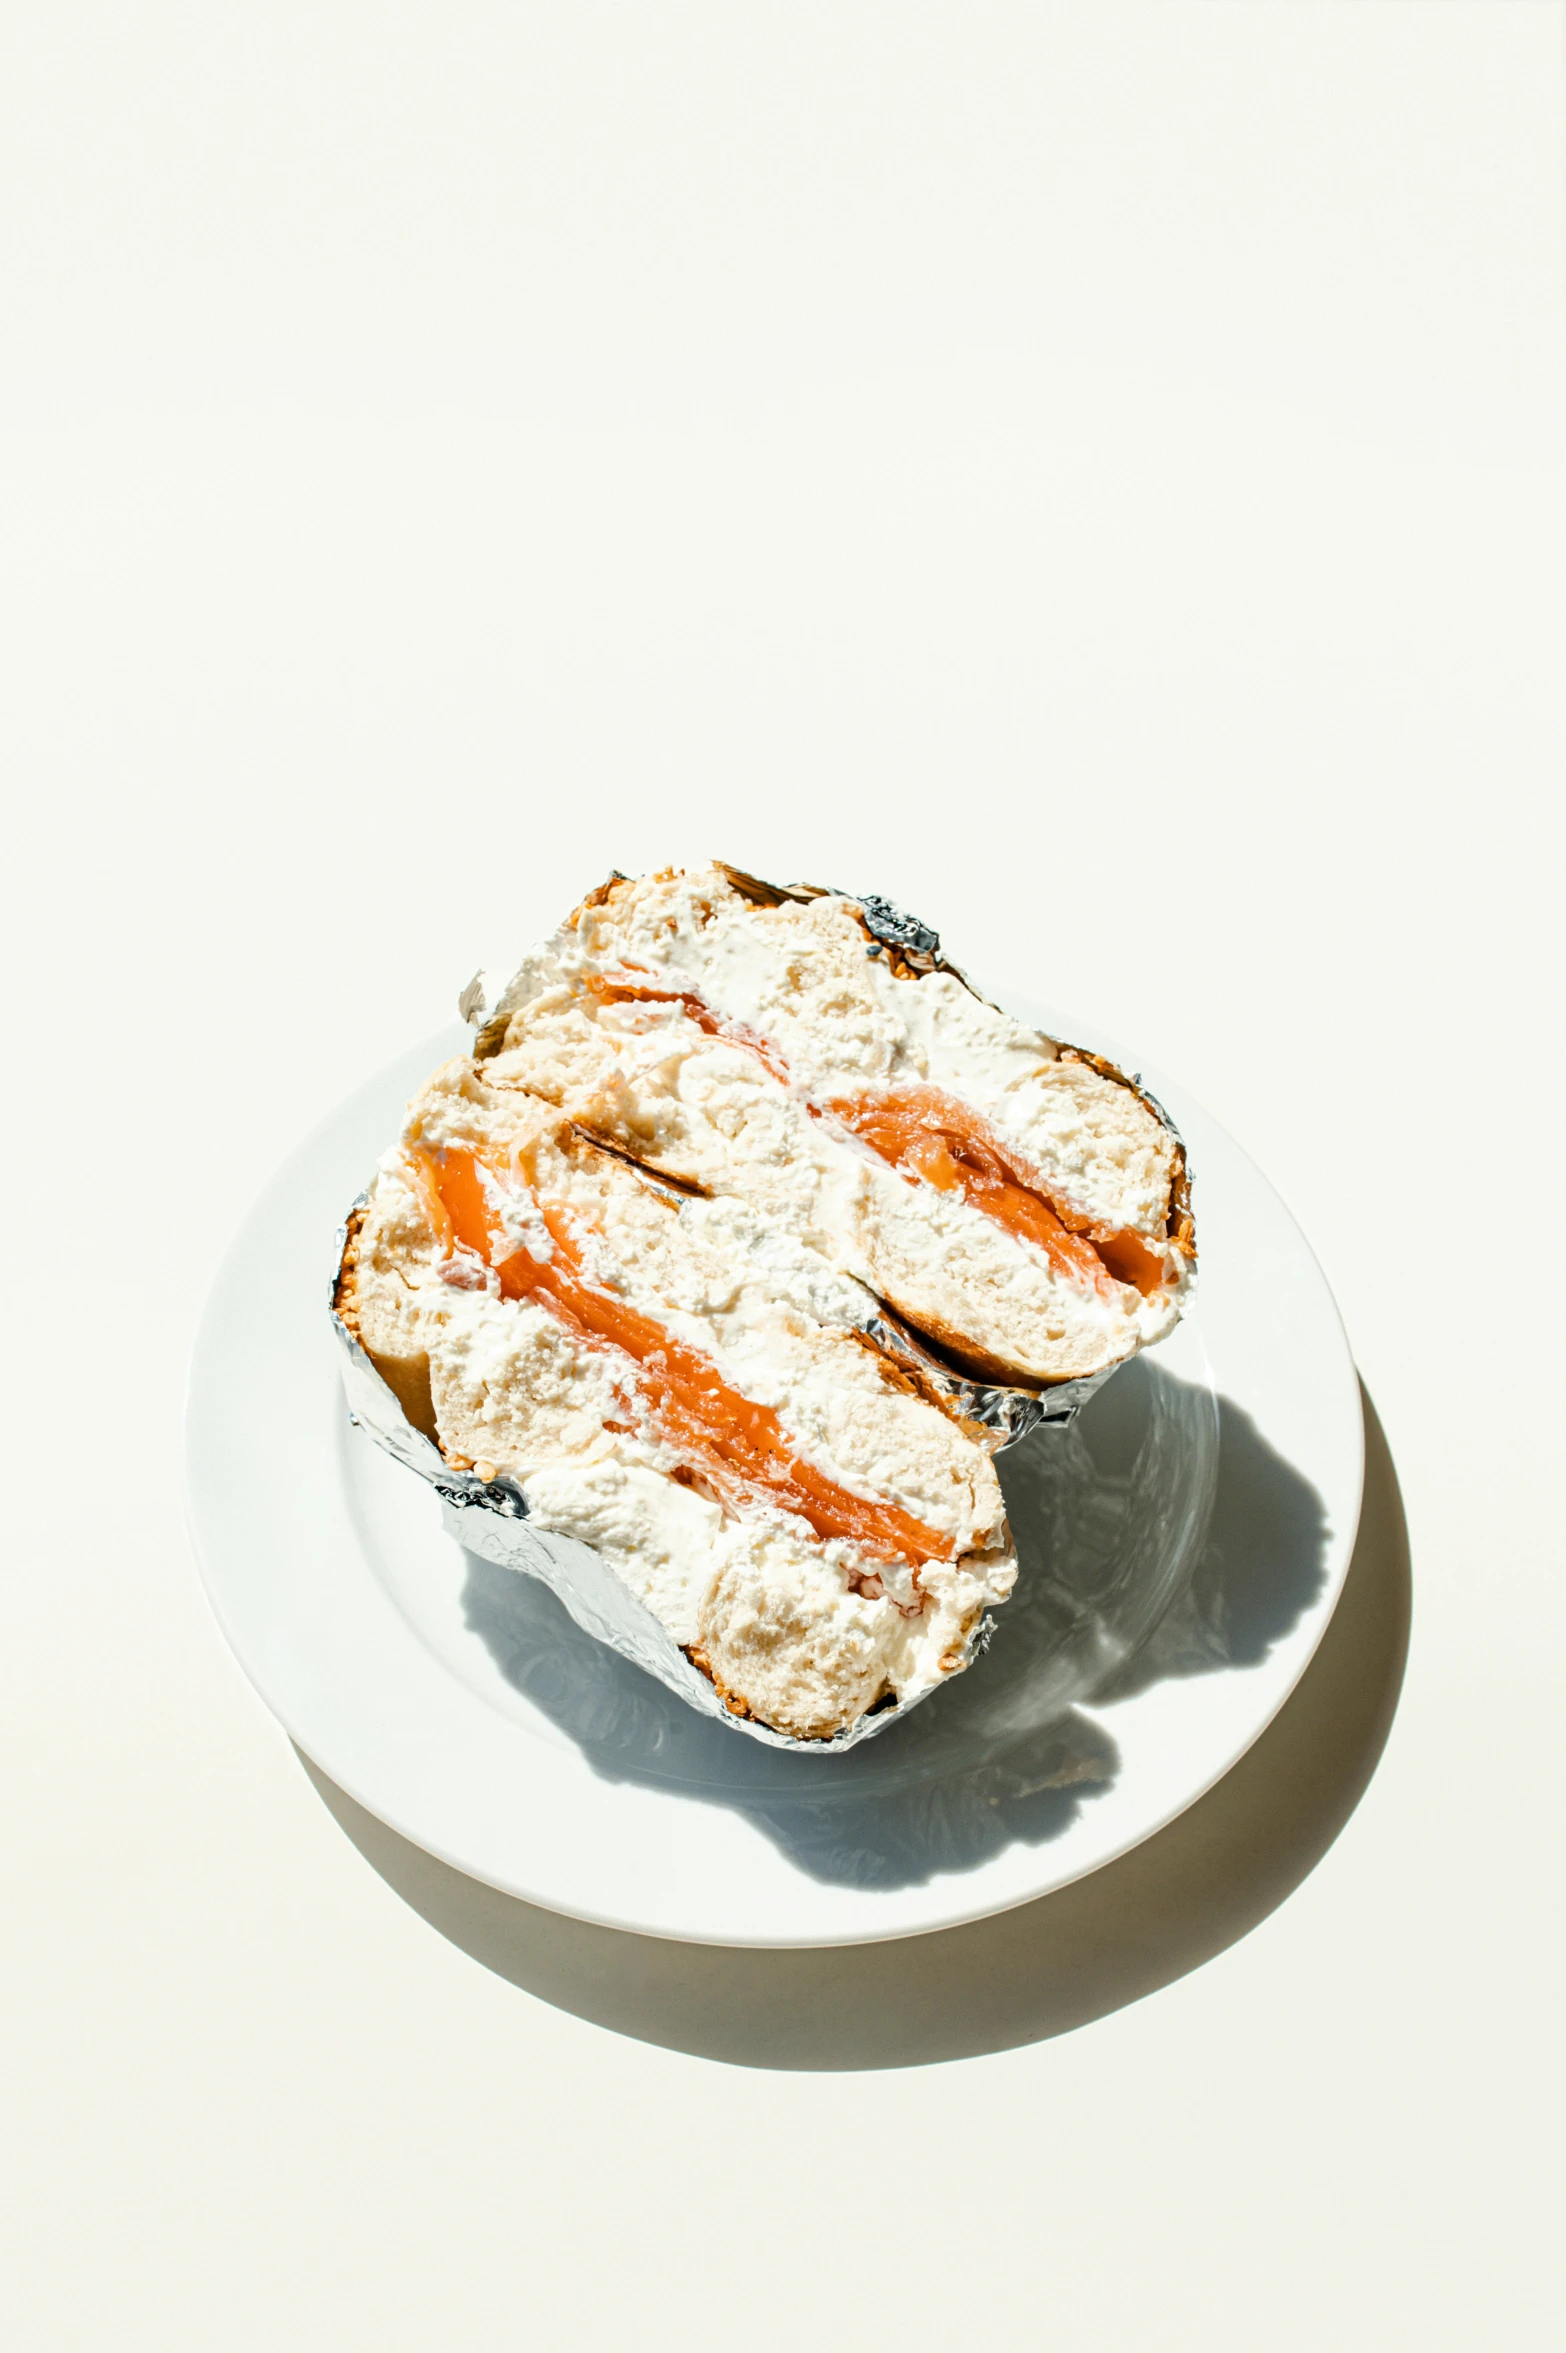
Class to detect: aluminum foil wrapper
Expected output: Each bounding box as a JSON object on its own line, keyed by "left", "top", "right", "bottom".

{"left": 335, "top": 877, "right": 1188, "bottom": 1752}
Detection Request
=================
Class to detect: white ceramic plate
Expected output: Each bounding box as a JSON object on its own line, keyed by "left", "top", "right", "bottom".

{"left": 186, "top": 1000, "right": 1362, "bottom": 1947}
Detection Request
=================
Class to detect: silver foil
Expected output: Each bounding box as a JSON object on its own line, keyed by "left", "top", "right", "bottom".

{"left": 332, "top": 879, "right": 1190, "bottom": 1752}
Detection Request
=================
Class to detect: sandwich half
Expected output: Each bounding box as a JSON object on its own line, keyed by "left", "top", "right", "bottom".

{"left": 334, "top": 864, "right": 1195, "bottom": 1742}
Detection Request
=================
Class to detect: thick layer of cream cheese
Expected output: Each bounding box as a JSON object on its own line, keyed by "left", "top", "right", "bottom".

{"left": 518, "top": 1452, "right": 1013, "bottom": 1719}
{"left": 486, "top": 982, "right": 1185, "bottom": 1378}
{"left": 556, "top": 867, "right": 1180, "bottom": 1237}
{"left": 372, "top": 1093, "right": 1006, "bottom": 1556}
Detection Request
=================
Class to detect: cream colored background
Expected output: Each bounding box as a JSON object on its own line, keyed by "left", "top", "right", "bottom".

{"left": 3, "top": 5, "right": 1562, "bottom": 2345}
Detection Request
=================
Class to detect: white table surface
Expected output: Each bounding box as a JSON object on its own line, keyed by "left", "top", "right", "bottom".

{"left": 3, "top": 6, "right": 1562, "bottom": 2346}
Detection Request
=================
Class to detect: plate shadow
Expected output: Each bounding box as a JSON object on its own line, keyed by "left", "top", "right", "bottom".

{"left": 299, "top": 1383, "right": 1408, "bottom": 2069}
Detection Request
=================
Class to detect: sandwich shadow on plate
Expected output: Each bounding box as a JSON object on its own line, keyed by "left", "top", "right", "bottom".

{"left": 301, "top": 1381, "right": 1407, "bottom": 2066}
{"left": 448, "top": 1354, "right": 1295, "bottom": 1893}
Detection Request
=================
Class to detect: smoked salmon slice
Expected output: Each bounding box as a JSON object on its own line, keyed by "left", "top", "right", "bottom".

{"left": 822, "top": 1086, "right": 1170, "bottom": 1300}
{"left": 584, "top": 970, "right": 792, "bottom": 1085}
{"left": 410, "top": 1143, "right": 953, "bottom": 1568}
